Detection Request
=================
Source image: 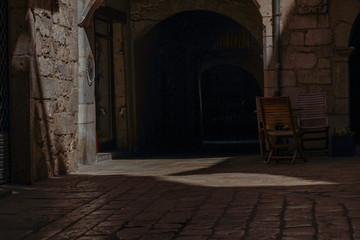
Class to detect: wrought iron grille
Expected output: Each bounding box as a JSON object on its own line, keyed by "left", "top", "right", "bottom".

{"left": 0, "top": 0, "right": 10, "bottom": 184}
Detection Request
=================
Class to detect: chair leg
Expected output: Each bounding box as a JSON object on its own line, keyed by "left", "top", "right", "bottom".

{"left": 266, "top": 149, "right": 274, "bottom": 164}
{"left": 258, "top": 132, "right": 264, "bottom": 159}
{"left": 325, "top": 128, "right": 329, "bottom": 155}
{"left": 296, "top": 141, "right": 307, "bottom": 163}
{"left": 291, "top": 151, "right": 297, "bottom": 165}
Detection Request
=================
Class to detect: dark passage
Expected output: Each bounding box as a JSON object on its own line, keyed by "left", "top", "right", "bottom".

{"left": 201, "top": 65, "right": 261, "bottom": 141}
{"left": 135, "top": 10, "right": 263, "bottom": 153}
{"left": 350, "top": 14, "right": 360, "bottom": 142}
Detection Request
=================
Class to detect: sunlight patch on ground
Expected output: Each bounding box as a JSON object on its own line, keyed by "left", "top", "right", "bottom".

{"left": 75, "top": 158, "right": 226, "bottom": 176}
{"left": 74, "top": 158, "right": 337, "bottom": 187}
{"left": 159, "top": 173, "right": 336, "bottom": 187}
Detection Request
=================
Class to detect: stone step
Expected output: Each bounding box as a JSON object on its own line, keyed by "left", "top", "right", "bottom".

{"left": 96, "top": 153, "right": 112, "bottom": 162}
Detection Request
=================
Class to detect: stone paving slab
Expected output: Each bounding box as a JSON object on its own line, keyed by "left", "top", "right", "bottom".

{"left": 0, "top": 154, "right": 360, "bottom": 239}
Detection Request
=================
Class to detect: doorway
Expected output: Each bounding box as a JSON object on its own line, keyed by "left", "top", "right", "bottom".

{"left": 350, "top": 14, "right": 360, "bottom": 142}
{"left": 94, "top": 17, "right": 116, "bottom": 151}
{"left": 200, "top": 65, "right": 261, "bottom": 142}
{"left": 134, "top": 10, "right": 263, "bottom": 152}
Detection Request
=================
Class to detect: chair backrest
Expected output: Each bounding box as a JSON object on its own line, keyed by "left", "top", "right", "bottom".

{"left": 259, "top": 96, "right": 294, "bottom": 129}
{"left": 297, "top": 91, "right": 328, "bottom": 127}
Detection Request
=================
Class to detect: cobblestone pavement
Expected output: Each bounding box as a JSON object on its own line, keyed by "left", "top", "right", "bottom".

{"left": 0, "top": 153, "right": 360, "bottom": 240}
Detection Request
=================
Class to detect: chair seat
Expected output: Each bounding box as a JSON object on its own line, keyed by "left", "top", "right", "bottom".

{"left": 268, "top": 129, "right": 303, "bottom": 137}
{"left": 300, "top": 125, "right": 328, "bottom": 130}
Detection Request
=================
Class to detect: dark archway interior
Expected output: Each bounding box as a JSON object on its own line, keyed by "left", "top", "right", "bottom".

{"left": 135, "top": 10, "right": 263, "bottom": 153}
{"left": 201, "top": 65, "right": 261, "bottom": 141}
{"left": 350, "top": 13, "right": 360, "bottom": 142}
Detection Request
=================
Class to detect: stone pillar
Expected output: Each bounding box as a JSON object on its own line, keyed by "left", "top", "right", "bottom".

{"left": 330, "top": 47, "right": 355, "bottom": 130}
{"left": 77, "top": 0, "right": 96, "bottom": 164}
{"left": 260, "top": 4, "right": 276, "bottom": 97}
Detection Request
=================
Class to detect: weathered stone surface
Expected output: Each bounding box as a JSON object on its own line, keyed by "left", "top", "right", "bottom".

{"left": 53, "top": 112, "right": 77, "bottom": 135}
{"left": 264, "top": 70, "right": 275, "bottom": 88}
{"left": 282, "top": 70, "right": 297, "bottom": 87}
{"left": 320, "top": 46, "right": 333, "bottom": 57}
{"left": 318, "top": 14, "right": 329, "bottom": 28}
{"left": 298, "top": 69, "right": 331, "bottom": 84}
{"left": 38, "top": 56, "right": 55, "bottom": 77}
{"left": 334, "top": 98, "right": 349, "bottom": 114}
{"left": 283, "top": 52, "right": 317, "bottom": 69}
{"left": 334, "top": 22, "right": 352, "bottom": 48}
{"left": 305, "top": 29, "right": 332, "bottom": 46}
{"left": 334, "top": 62, "right": 349, "bottom": 98}
{"left": 290, "top": 32, "right": 304, "bottom": 46}
{"left": 288, "top": 15, "right": 317, "bottom": 29}
{"left": 297, "top": 0, "right": 328, "bottom": 14}
{"left": 318, "top": 58, "right": 330, "bottom": 69}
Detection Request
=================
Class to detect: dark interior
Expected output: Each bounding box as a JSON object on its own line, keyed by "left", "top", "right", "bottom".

{"left": 350, "top": 13, "right": 360, "bottom": 142}
{"left": 134, "top": 10, "right": 263, "bottom": 153}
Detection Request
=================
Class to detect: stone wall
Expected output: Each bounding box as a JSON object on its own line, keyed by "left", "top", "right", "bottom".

{"left": 10, "top": 0, "right": 79, "bottom": 183}
{"left": 262, "top": 0, "right": 360, "bottom": 130}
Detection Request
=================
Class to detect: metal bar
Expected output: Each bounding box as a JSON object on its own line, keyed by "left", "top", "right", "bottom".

{"left": 274, "top": 0, "right": 281, "bottom": 96}
{"left": 0, "top": 0, "right": 10, "bottom": 184}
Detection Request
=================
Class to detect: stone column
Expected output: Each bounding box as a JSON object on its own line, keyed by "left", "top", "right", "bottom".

{"left": 330, "top": 47, "right": 355, "bottom": 129}
{"left": 260, "top": 3, "right": 276, "bottom": 97}
{"left": 77, "top": 0, "right": 96, "bottom": 164}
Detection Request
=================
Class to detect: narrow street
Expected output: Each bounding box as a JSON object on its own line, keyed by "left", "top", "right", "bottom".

{"left": 0, "top": 154, "right": 359, "bottom": 239}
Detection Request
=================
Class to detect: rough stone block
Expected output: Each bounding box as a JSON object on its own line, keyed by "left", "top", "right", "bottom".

{"left": 313, "top": 69, "right": 331, "bottom": 84}
{"left": 318, "top": 14, "right": 329, "bottom": 28}
{"left": 298, "top": 69, "right": 331, "bottom": 84}
{"left": 290, "top": 32, "right": 304, "bottom": 46}
{"left": 264, "top": 87, "right": 275, "bottom": 97}
{"left": 78, "top": 104, "right": 96, "bottom": 124}
{"left": 297, "top": 0, "right": 328, "bottom": 14}
{"left": 334, "top": 62, "right": 349, "bottom": 98}
{"left": 264, "top": 70, "right": 275, "bottom": 88}
{"left": 52, "top": 25, "right": 67, "bottom": 45}
{"left": 38, "top": 56, "right": 54, "bottom": 77}
{"left": 334, "top": 98, "right": 349, "bottom": 114}
{"left": 56, "top": 46, "right": 70, "bottom": 62}
{"left": 33, "top": 77, "right": 73, "bottom": 99}
{"left": 282, "top": 70, "right": 297, "bottom": 87}
{"left": 334, "top": 22, "right": 352, "bottom": 48}
{"left": 283, "top": 52, "right": 317, "bottom": 69}
{"left": 318, "top": 58, "right": 330, "bottom": 69}
{"left": 53, "top": 112, "right": 76, "bottom": 135}
{"left": 34, "top": 14, "right": 52, "bottom": 38}
{"left": 288, "top": 15, "right": 317, "bottom": 30}
{"left": 305, "top": 29, "right": 332, "bottom": 46}
{"left": 321, "top": 46, "right": 333, "bottom": 57}
{"left": 55, "top": 61, "right": 74, "bottom": 81}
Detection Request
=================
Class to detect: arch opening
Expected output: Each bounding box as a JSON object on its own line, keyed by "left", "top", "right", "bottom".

{"left": 200, "top": 65, "right": 261, "bottom": 142}
{"left": 350, "top": 13, "right": 360, "bottom": 142}
{"left": 134, "top": 10, "right": 263, "bottom": 153}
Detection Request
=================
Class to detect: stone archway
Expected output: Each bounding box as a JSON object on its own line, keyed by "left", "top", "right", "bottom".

{"left": 130, "top": 0, "right": 263, "bottom": 44}
{"left": 328, "top": 0, "right": 360, "bottom": 132}
{"left": 131, "top": 6, "right": 264, "bottom": 153}
{"left": 350, "top": 14, "right": 360, "bottom": 142}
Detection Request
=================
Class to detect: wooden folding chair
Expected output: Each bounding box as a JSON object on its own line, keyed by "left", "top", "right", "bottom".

{"left": 297, "top": 91, "right": 329, "bottom": 154}
{"left": 259, "top": 96, "right": 306, "bottom": 164}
